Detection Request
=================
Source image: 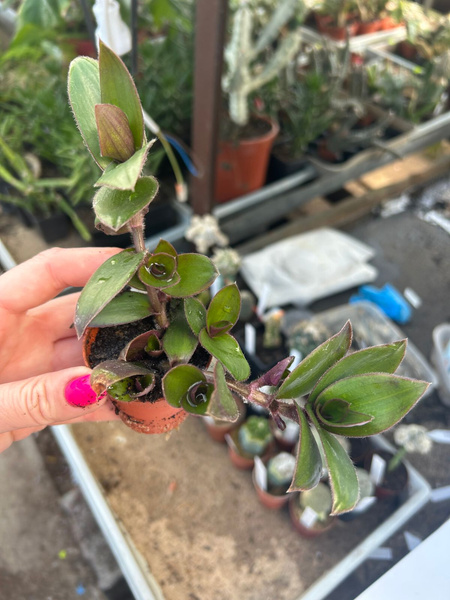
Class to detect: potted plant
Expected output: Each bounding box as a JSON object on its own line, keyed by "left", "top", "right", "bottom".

{"left": 289, "top": 482, "right": 335, "bottom": 537}
{"left": 314, "top": 0, "right": 359, "bottom": 41}
{"left": 67, "top": 40, "right": 429, "bottom": 517}
{"left": 355, "top": 0, "right": 402, "bottom": 34}
{"left": 216, "top": 0, "right": 302, "bottom": 202}
{"left": 227, "top": 415, "right": 274, "bottom": 470}
{"left": 253, "top": 450, "right": 297, "bottom": 509}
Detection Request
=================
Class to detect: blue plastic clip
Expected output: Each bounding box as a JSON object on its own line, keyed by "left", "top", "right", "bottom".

{"left": 349, "top": 283, "right": 412, "bottom": 324}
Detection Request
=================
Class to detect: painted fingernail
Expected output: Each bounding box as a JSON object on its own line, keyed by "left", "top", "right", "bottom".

{"left": 65, "top": 374, "right": 98, "bottom": 408}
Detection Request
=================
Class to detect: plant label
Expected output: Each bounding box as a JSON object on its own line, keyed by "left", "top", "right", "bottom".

{"left": 404, "top": 531, "right": 422, "bottom": 552}
{"left": 353, "top": 496, "right": 377, "bottom": 514}
{"left": 428, "top": 429, "right": 450, "bottom": 444}
{"left": 288, "top": 349, "right": 302, "bottom": 371}
{"left": 256, "top": 283, "right": 270, "bottom": 318}
{"left": 254, "top": 456, "right": 267, "bottom": 491}
{"left": 368, "top": 547, "right": 393, "bottom": 561}
{"left": 369, "top": 454, "right": 386, "bottom": 487}
{"left": 245, "top": 323, "right": 256, "bottom": 356}
{"left": 300, "top": 506, "right": 318, "bottom": 528}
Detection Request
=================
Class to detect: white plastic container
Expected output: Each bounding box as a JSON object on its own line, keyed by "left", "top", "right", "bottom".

{"left": 432, "top": 324, "right": 450, "bottom": 406}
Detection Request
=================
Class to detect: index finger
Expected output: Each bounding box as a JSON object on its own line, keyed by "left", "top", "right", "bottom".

{"left": 0, "top": 247, "right": 122, "bottom": 313}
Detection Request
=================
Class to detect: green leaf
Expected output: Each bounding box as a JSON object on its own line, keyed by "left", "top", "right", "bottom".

{"left": 276, "top": 322, "right": 352, "bottom": 400}
{"left": 288, "top": 404, "right": 322, "bottom": 492}
{"left": 184, "top": 297, "right": 207, "bottom": 336}
{"left": 317, "top": 399, "right": 373, "bottom": 428}
{"left": 309, "top": 341, "right": 407, "bottom": 404}
{"left": 99, "top": 40, "right": 144, "bottom": 150}
{"left": 138, "top": 253, "right": 180, "bottom": 288}
{"left": 199, "top": 329, "right": 250, "bottom": 381}
{"left": 68, "top": 56, "right": 110, "bottom": 169}
{"left": 164, "top": 254, "right": 218, "bottom": 298}
{"left": 91, "top": 359, "right": 155, "bottom": 402}
{"left": 162, "top": 304, "right": 198, "bottom": 364}
{"left": 18, "top": 0, "right": 60, "bottom": 30}
{"left": 93, "top": 176, "right": 159, "bottom": 232}
{"left": 152, "top": 239, "right": 177, "bottom": 257}
{"left": 162, "top": 364, "right": 206, "bottom": 408}
{"left": 206, "top": 284, "right": 240, "bottom": 337}
{"left": 94, "top": 143, "right": 153, "bottom": 190}
{"left": 89, "top": 291, "right": 153, "bottom": 328}
{"left": 120, "top": 330, "right": 162, "bottom": 361}
{"left": 314, "top": 374, "right": 429, "bottom": 437}
{"left": 95, "top": 103, "right": 135, "bottom": 162}
{"left": 307, "top": 406, "right": 359, "bottom": 515}
{"left": 75, "top": 250, "right": 145, "bottom": 337}
{"left": 207, "top": 362, "right": 240, "bottom": 422}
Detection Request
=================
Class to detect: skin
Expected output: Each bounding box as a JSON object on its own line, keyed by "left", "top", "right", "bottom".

{"left": 0, "top": 247, "right": 123, "bottom": 453}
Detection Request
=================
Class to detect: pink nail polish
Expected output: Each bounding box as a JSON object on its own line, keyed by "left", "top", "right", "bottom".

{"left": 65, "top": 374, "right": 99, "bottom": 408}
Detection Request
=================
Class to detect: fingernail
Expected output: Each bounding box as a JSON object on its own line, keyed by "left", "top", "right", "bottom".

{"left": 65, "top": 374, "right": 99, "bottom": 408}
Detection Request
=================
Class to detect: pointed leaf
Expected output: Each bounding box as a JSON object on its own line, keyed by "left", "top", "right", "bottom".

{"left": 314, "top": 374, "right": 429, "bottom": 437}
{"left": 307, "top": 406, "right": 359, "bottom": 515}
{"left": 68, "top": 56, "right": 110, "bottom": 169}
{"left": 152, "top": 239, "right": 177, "bottom": 257}
{"left": 75, "top": 250, "right": 145, "bottom": 337}
{"left": 164, "top": 254, "right": 218, "bottom": 298}
{"left": 94, "top": 142, "right": 153, "bottom": 190}
{"left": 206, "top": 362, "right": 240, "bottom": 422}
{"left": 184, "top": 297, "right": 207, "bottom": 336}
{"left": 162, "top": 303, "right": 198, "bottom": 364}
{"left": 252, "top": 357, "right": 294, "bottom": 389}
{"left": 317, "top": 399, "right": 374, "bottom": 428}
{"left": 310, "top": 341, "right": 407, "bottom": 404}
{"left": 94, "top": 176, "right": 158, "bottom": 231}
{"left": 276, "top": 322, "right": 352, "bottom": 400}
{"left": 91, "top": 359, "right": 155, "bottom": 402}
{"left": 99, "top": 40, "right": 144, "bottom": 150}
{"left": 199, "top": 329, "right": 250, "bottom": 381}
{"left": 288, "top": 404, "right": 322, "bottom": 492}
{"left": 95, "top": 103, "right": 135, "bottom": 162}
{"left": 162, "top": 364, "right": 209, "bottom": 412}
{"left": 120, "top": 330, "right": 162, "bottom": 361}
{"left": 206, "top": 284, "right": 240, "bottom": 336}
{"left": 89, "top": 291, "right": 153, "bottom": 327}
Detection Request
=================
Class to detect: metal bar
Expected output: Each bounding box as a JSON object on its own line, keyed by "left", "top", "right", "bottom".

{"left": 130, "top": 0, "right": 138, "bottom": 76}
{"left": 190, "top": 0, "right": 228, "bottom": 215}
{"left": 77, "top": 0, "right": 97, "bottom": 48}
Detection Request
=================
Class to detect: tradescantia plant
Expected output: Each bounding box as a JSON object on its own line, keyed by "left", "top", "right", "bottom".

{"left": 68, "top": 41, "right": 429, "bottom": 515}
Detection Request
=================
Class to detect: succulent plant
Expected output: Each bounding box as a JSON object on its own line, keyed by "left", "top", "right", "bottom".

{"left": 238, "top": 416, "right": 273, "bottom": 456}
{"left": 67, "top": 41, "right": 429, "bottom": 516}
{"left": 267, "top": 452, "right": 296, "bottom": 489}
{"left": 299, "top": 482, "right": 333, "bottom": 523}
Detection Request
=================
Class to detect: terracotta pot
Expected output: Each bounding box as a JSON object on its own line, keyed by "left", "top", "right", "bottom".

{"left": 379, "top": 16, "right": 403, "bottom": 31}
{"left": 203, "top": 397, "right": 246, "bottom": 443}
{"left": 358, "top": 20, "right": 382, "bottom": 35}
{"left": 66, "top": 38, "right": 97, "bottom": 58}
{"left": 82, "top": 326, "right": 187, "bottom": 435}
{"left": 314, "top": 13, "right": 359, "bottom": 41}
{"left": 288, "top": 494, "right": 335, "bottom": 538}
{"left": 215, "top": 117, "right": 279, "bottom": 203}
{"left": 252, "top": 465, "right": 290, "bottom": 510}
{"left": 397, "top": 40, "right": 417, "bottom": 61}
{"left": 226, "top": 428, "right": 275, "bottom": 470}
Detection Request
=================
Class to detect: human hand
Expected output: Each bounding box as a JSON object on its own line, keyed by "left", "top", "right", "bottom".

{"left": 0, "top": 247, "right": 123, "bottom": 453}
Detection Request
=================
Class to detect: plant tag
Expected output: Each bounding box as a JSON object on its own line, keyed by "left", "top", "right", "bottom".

{"left": 225, "top": 433, "right": 238, "bottom": 453}
{"left": 369, "top": 454, "right": 386, "bottom": 487}
{"left": 353, "top": 496, "right": 377, "bottom": 514}
{"left": 254, "top": 456, "right": 267, "bottom": 492}
{"left": 404, "top": 531, "right": 422, "bottom": 552}
{"left": 428, "top": 429, "right": 450, "bottom": 444}
{"left": 368, "top": 547, "right": 393, "bottom": 561}
{"left": 288, "top": 349, "right": 302, "bottom": 371}
{"left": 256, "top": 283, "right": 270, "bottom": 318}
{"left": 430, "top": 485, "right": 450, "bottom": 503}
{"left": 245, "top": 323, "right": 256, "bottom": 355}
{"left": 203, "top": 416, "right": 215, "bottom": 425}
{"left": 300, "top": 506, "right": 318, "bottom": 528}
{"left": 403, "top": 287, "right": 422, "bottom": 309}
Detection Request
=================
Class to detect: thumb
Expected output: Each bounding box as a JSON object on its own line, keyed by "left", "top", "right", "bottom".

{"left": 0, "top": 367, "right": 107, "bottom": 434}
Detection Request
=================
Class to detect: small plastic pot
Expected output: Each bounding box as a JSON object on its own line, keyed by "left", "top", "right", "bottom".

{"left": 203, "top": 396, "right": 246, "bottom": 443}
{"left": 288, "top": 494, "right": 335, "bottom": 538}
{"left": 226, "top": 427, "right": 274, "bottom": 470}
{"left": 252, "top": 462, "right": 290, "bottom": 510}
{"left": 358, "top": 20, "right": 382, "bottom": 34}
{"left": 113, "top": 397, "right": 188, "bottom": 435}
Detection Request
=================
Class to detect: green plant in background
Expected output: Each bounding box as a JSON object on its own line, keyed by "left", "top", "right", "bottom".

{"left": 68, "top": 41, "right": 429, "bottom": 515}
{"left": 238, "top": 416, "right": 273, "bottom": 456}
{"left": 316, "top": 0, "right": 358, "bottom": 28}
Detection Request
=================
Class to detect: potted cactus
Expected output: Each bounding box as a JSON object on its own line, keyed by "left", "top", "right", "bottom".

{"left": 253, "top": 451, "right": 297, "bottom": 509}
{"left": 67, "top": 40, "right": 429, "bottom": 517}
{"left": 314, "top": 0, "right": 359, "bottom": 41}
{"left": 216, "top": 0, "right": 302, "bottom": 202}
{"left": 289, "top": 482, "right": 335, "bottom": 537}
{"left": 227, "top": 415, "right": 274, "bottom": 470}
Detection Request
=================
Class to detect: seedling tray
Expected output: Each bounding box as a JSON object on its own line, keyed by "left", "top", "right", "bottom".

{"left": 53, "top": 422, "right": 430, "bottom": 600}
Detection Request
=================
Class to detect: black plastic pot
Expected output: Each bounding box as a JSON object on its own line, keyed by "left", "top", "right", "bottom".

{"left": 266, "top": 149, "right": 309, "bottom": 183}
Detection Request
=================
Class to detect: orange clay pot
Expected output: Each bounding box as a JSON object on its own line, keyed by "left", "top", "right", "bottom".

{"left": 252, "top": 467, "right": 290, "bottom": 510}
{"left": 288, "top": 494, "right": 336, "bottom": 538}
{"left": 82, "top": 327, "right": 187, "bottom": 435}
{"left": 226, "top": 427, "right": 275, "bottom": 470}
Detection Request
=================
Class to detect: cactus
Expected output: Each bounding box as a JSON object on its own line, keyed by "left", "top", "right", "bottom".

{"left": 267, "top": 452, "right": 296, "bottom": 488}
{"left": 263, "top": 309, "right": 284, "bottom": 349}
{"left": 238, "top": 416, "right": 273, "bottom": 456}
{"left": 223, "top": 0, "right": 303, "bottom": 126}
{"left": 299, "top": 482, "right": 333, "bottom": 523}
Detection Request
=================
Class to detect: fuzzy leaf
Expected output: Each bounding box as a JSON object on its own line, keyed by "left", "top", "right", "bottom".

{"left": 120, "top": 330, "right": 162, "bottom": 361}
{"left": 89, "top": 291, "right": 153, "bottom": 327}
{"left": 94, "top": 142, "right": 153, "bottom": 190}
{"left": 184, "top": 297, "right": 207, "bottom": 336}
{"left": 199, "top": 329, "right": 250, "bottom": 381}
{"left": 314, "top": 374, "right": 429, "bottom": 437}
{"left": 99, "top": 40, "right": 144, "bottom": 150}
{"left": 164, "top": 254, "right": 218, "bottom": 298}
{"left": 162, "top": 364, "right": 207, "bottom": 408}
{"left": 75, "top": 250, "right": 145, "bottom": 337}
{"left": 317, "top": 399, "right": 373, "bottom": 428}
{"left": 206, "top": 284, "right": 240, "bottom": 337}
{"left": 152, "top": 239, "right": 177, "bottom": 257}
{"left": 276, "top": 322, "right": 352, "bottom": 400}
{"left": 90, "top": 359, "right": 154, "bottom": 402}
{"left": 309, "top": 341, "right": 407, "bottom": 404}
{"left": 252, "top": 357, "right": 294, "bottom": 389}
{"left": 68, "top": 56, "right": 110, "bottom": 169}
{"left": 162, "top": 304, "right": 198, "bottom": 364}
{"left": 206, "top": 362, "right": 240, "bottom": 422}
{"left": 308, "top": 406, "right": 359, "bottom": 515}
{"left": 139, "top": 253, "right": 179, "bottom": 288}
{"left": 94, "top": 176, "right": 158, "bottom": 231}
{"left": 288, "top": 404, "right": 322, "bottom": 492}
{"left": 95, "top": 103, "right": 135, "bottom": 162}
